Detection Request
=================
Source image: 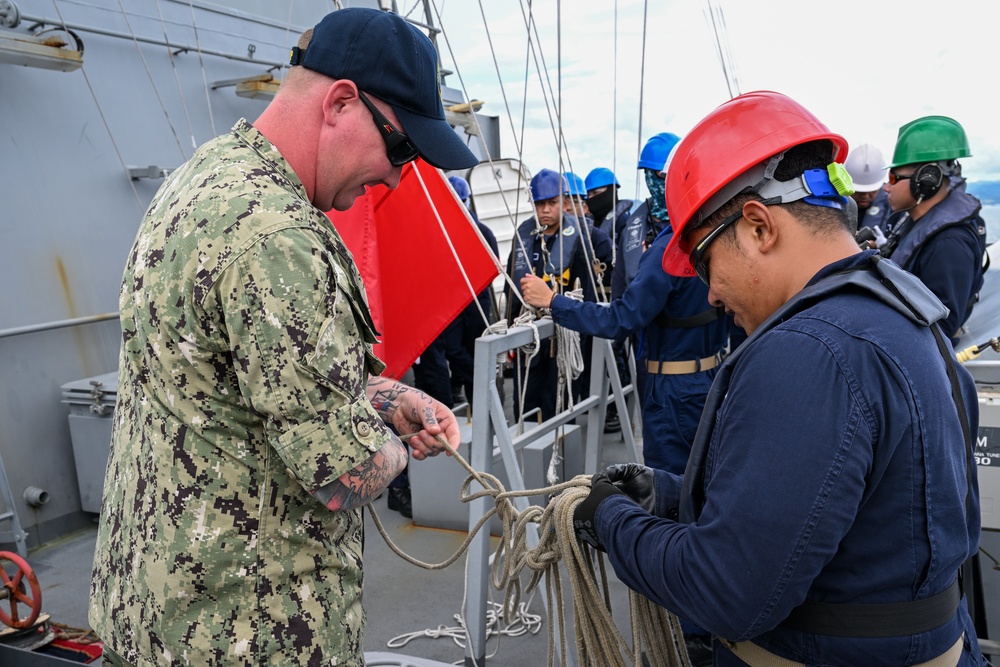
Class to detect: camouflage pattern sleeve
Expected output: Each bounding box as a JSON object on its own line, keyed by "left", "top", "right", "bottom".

{"left": 213, "top": 224, "right": 394, "bottom": 493}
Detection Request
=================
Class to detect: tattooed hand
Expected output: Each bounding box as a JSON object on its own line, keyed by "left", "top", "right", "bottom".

{"left": 367, "top": 376, "right": 460, "bottom": 460}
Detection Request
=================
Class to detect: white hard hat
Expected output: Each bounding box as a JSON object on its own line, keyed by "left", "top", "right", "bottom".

{"left": 844, "top": 143, "right": 887, "bottom": 192}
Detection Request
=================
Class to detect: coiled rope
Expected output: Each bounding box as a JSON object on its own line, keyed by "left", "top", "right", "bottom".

{"left": 549, "top": 289, "right": 584, "bottom": 485}
{"left": 553, "top": 288, "right": 585, "bottom": 415}
{"left": 369, "top": 436, "right": 691, "bottom": 667}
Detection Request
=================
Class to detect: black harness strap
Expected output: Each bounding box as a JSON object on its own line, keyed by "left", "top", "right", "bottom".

{"left": 783, "top": 580, "right": 960, "bottom": 638}
{"left": 655, "top": 305, "right": 724, "bottom": 329}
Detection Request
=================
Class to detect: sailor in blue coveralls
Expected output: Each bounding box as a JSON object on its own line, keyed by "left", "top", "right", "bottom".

{"left": 881, "top": 115, "right": 988, "bottom": 344}
{"left": 521, "top": 134, "right": 730, "bottom": 475}
{"left": 504, "top": 168, "right": 607, "bottom": 420}
{"left": 585, "top": 166, "right": 634, "bottom": 245}
{"left": 572, "top": 91, "right": 986, "bottom": 666}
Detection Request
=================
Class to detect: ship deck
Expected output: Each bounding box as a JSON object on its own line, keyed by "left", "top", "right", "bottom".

{"left": 17, "top": 390, "right": 639, "bottom": 667}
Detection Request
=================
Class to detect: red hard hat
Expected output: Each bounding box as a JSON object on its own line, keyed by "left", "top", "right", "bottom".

{"left": 661, "top": 91, "right": 848, "bottom": 277}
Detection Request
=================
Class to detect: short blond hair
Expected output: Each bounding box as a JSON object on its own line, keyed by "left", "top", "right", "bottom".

{"left": 283, "top": 28, "right": 326, "bottom": 92}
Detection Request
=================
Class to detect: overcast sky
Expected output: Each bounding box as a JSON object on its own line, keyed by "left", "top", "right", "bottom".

{"left": 429, "top": 0, "right": 1000, "bottom": 201}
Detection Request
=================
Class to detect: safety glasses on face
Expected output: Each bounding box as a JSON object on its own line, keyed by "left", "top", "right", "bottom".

{"left": 358, "top": 92, "right": 420, "bottom": 167}
{"left": 887, "top": 171, "right": 913, "bottom": 186}
{"left": 688, "top": 210, "right": 743, "bottom": 285}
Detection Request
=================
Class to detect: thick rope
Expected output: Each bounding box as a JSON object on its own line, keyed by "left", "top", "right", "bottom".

{"left": 510, "top": 313, "right": 541, "bottom": 434}
{"left": 548, "top": 288, "right": 584, "bottom": 485}
{"left": 553, "top": 288, "right": 585, "bottom": 413}
{"left": 369, "top": 436, "right": 691, "bottom": 666}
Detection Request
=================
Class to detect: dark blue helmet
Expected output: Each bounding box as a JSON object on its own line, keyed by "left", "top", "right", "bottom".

{"left": 530, "top": 169, "right": 569, "bottom": 201}
{"left": 447, "top": 175, "right": 471, "bottom": 202}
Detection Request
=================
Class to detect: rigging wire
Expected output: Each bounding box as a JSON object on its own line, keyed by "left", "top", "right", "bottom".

{"left": 515, "top": 0, "right": 605, "bottom": 304}
{"left": 114, "top": 0, "right": 187, "bottom": 161}
{"left": 556, "top": 0, "right": 562, "bottom": 177}
{"left": 47, "top": 0, "right": 145, "bottom": 211}
{"left": 186, "top": 0, "right": 217, "bottom": 138}
{"left": 430, "top": 0, "right": 532, "bottom": 282}
{"left": 705, "top": 0, "right": 741, "bottom": 99}
{"left": 432, "top": 0, "right": 612, "bottom": 436}
{"left": 411, "top": 165, "right": 493, "bottom": 329}
{"left": 153, "top": 0, "right": 197, "bottom": 151}
{"left": 428, "top": 0, "right": 619, "bottom": 428}
{"left": 610, "top": 0, "right": 619, "bottom": 263}
{"left": 402, "top": 0, "right": 423, "bottom": 19}
{"left": 281, "top": 1, "right": 294, "bottom": 77}
{"left": 418, "top": 5, "right": 596, "bottom": 440}
{"left": 633, "top": 0, "right": 648, "bottom": 204}
{"left": 718, "top": 6, "right": 742, "bottom": 95}
{"left": 430, "top": 0, "right": 541, "bottom": 324}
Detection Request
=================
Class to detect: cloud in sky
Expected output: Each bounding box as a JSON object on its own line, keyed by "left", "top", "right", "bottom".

{"left": 433, "top": 0, "right": 1000, "bottom": 201}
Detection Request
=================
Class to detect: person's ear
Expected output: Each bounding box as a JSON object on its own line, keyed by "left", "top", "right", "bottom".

{"left": 740, "top": 200, "right": 778, "bottom": 255}
{"left": 322, "top": 79, "right": 358, "bottom": 126}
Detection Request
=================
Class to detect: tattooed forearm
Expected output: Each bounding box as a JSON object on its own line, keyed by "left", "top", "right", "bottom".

{"left": 311, "top": 436, "right": 408, "bottom": 512}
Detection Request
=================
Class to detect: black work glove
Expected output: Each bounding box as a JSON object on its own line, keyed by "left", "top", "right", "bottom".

{"left": 573, "top": 473, "right": 624, "bottom": 551}
{"left": 603, "top": 463, "right": 656, "bottom": 514}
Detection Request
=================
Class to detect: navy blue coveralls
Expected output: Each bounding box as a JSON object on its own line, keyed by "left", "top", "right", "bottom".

{"left": 549, "top": 225, "right": 730, "bottom": 474}
{"left": 858, "top": 188, "right": 896, "bottom": 231}
{"left": 505, "top": 214, "right": 603, "bottom": 420}
{"left": 592, "top": 251, "right": 985, "bottom": 665}
{"left": 881, "top": 182, "right": 988, "bottom": 342}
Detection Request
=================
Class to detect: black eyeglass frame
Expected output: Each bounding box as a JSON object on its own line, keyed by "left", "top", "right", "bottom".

{"left": 887, "top": 171, "right": 913, "bottom": 186}
{"left": 357, "top": 91, "right": 420, "bottom": 167}
{"left": 688, "top": 210, "right": 743, "bottom": 285}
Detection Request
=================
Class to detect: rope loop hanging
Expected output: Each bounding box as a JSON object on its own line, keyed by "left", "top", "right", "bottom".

{"left": 368, "top": 437, "right": 693, "bottom": 666}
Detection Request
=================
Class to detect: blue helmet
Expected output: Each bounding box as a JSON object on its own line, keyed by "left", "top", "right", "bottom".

{"left": 530, "top": 168, "right": 569, "bottom": 201}
{"left": 637, "top": 132, "right": 682, "bottom": 171}
{"left": 563, "top": 171, "right": 586, "bottom": 196}
{"left": 447, "top": 175, "right": 471, "bottom": 202}
{"left": 584, "top": 167, "right": 619, "bottom": 192}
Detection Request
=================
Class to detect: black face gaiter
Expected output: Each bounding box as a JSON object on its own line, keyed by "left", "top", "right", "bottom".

{"left": 587, "top": 188, "right": 615, "bottom": 221}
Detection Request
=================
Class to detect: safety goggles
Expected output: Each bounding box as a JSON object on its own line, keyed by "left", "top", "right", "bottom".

{"left": 358, "top": 91, "right": 420, "bottom": 167}
{"left": 688, "top": 210, "right": 743, "bottom": 285}
{"left": 887, "top": 171, "right": 913, "bottom": 186}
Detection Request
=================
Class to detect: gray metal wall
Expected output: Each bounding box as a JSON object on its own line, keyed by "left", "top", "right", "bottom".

{"left": 0, "top": 0, "right": 495, "bottom": 548}
{"left": 0, "top": 0, "right": 328, "bottom": 547}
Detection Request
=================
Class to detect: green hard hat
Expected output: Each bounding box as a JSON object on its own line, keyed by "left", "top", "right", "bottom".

{"left": 888, "top": 115, "right": 971, "bottom": 168}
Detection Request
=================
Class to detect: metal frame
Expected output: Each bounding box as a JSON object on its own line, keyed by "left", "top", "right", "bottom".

{"left": 463, "top": 319, "right": 637, "bottom": 666}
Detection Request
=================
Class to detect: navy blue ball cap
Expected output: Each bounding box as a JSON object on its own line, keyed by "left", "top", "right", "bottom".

{"left": 293, "top": 8, "right": 478, "bottom": 170}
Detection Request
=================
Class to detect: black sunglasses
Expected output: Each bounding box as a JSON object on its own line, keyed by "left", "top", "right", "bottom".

{"left": 358, "top": 91, "right": 420, "bottom": 167}
{"left": 887, "top": 171, "right": 913, "bottom": 186}
{"left": 688, "top": 210, "right": 743, "bottom": 285}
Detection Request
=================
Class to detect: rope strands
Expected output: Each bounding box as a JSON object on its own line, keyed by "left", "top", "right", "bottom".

{"left": 369, "top": 436, "right": 693, "bottom": 666}
{"left": 511, "top": 313, "right": 541, "bottom": 434}
{"left": 385, "top": 601, "right": 543, "bottom": 652}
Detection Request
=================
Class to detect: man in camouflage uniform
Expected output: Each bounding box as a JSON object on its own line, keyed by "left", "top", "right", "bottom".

{"left": 89, "top": 9, "right": 478, "bottom": 666}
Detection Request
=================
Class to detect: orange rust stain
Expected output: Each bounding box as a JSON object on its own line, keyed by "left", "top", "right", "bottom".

{"left": 56, "top": 257, "right": 79, "bottom": 320}
{"left": 56, "top": 256, "right": 95, "bottom": 376}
